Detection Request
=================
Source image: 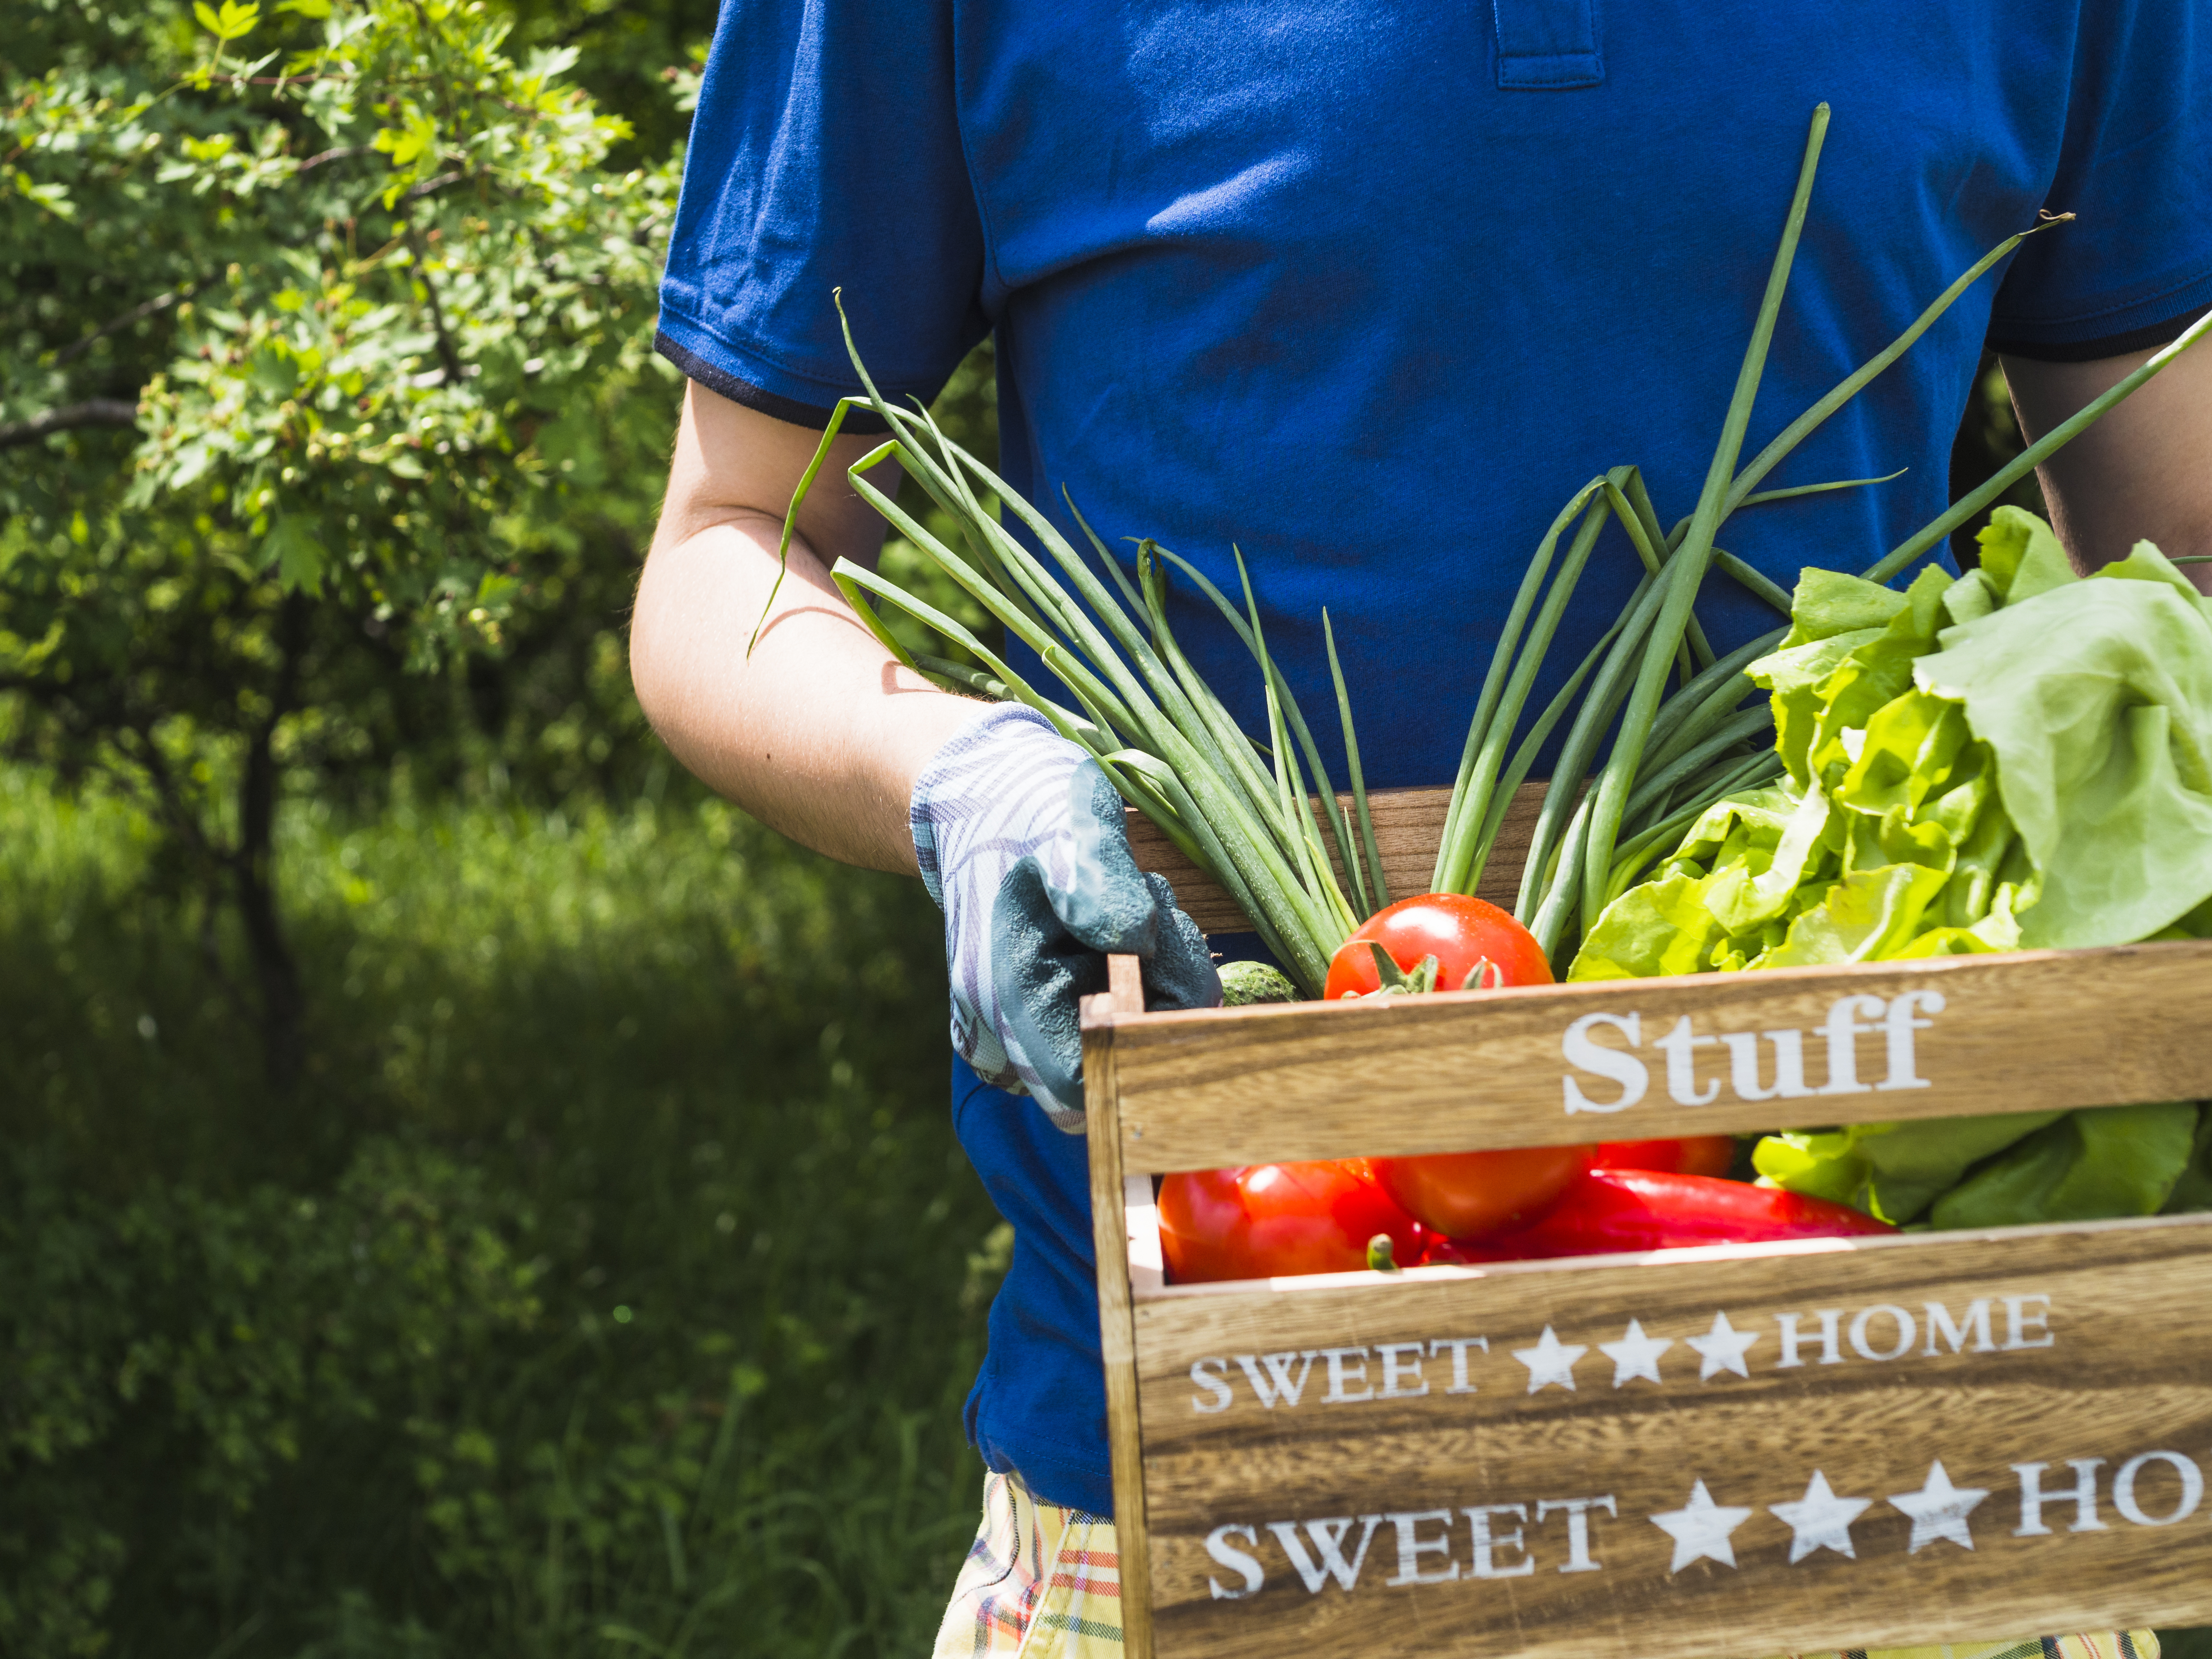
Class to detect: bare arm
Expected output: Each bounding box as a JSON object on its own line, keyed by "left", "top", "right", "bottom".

{"left": 2001, "top": 336, "right": 2212, "bottom": 592}
{"left": 630, "top": 381, "right": 982, "bottom": 875}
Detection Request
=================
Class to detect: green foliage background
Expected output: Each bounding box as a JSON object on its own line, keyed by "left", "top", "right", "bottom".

{"left": 2, "top": 3, "right": 1004, "bottom": 1653}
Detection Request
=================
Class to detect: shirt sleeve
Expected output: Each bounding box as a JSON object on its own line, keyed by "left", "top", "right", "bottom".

{"left": 1987, "top": 0, "right": 2212, "bottom": 361}
{"left": 654, "top": 0, "right": 990, "bottom": 430}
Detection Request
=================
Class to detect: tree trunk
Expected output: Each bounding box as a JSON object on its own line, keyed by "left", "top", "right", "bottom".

{"left": 237, "top": 593, "right": 309, "bottom": 1091}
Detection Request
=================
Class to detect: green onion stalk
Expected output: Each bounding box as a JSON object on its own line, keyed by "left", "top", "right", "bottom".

{"left": 770, "top": 302, "right": 1388, "bottom": 995}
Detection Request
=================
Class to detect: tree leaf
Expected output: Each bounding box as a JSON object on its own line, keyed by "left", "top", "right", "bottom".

{"left": 264, "top": 516, "right": 324, "bottom": 595}
{"left": 194, "top": 0, "right": 261, "bottom": 41}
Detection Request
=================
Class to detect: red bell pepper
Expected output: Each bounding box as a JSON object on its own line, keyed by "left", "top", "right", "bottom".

{"left": 1425, "top": 1167, "right": 1892, "bottom": 1264}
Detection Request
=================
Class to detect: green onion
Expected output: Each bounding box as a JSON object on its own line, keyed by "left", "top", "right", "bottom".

{"left": 1431, "top": 480, "right": 1613, "bottom": 895}
{"left": 1573, "top": 104, "right": 1831, "bottom": 943}
{"left": 774, "top": 297, "right": 1369, "bottom": 993}
{"left": 1326, "top": 610, "right": 1391, "bottom": 912}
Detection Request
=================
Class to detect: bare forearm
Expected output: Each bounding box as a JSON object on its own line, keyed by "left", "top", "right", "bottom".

{"left": 629, "top": 387, "right": 982, "bottom": 875}
{"left": 2003, "top": 340, "right": 2212, "bottom": 592}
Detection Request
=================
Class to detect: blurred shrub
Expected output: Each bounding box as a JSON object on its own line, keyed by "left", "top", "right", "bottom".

{"left": 0, "top": 772, "right": 998, "bottom": 1657}
{"left": 2, "top": 1139, "right": 542, "bottom": 1655}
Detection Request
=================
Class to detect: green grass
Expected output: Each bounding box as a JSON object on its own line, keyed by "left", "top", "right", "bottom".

{"left": 0, "top": 766, "right": 1001, "bottom": 1657}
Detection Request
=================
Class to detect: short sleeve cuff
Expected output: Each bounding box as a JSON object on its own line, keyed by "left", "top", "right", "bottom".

{"left": 654, "top": 308, "right": 938, "bottom": 433}
{"left": 1991, "top": 267, "right": 2212, "bottom": 362}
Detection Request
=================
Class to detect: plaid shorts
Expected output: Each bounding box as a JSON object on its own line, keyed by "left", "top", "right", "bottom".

{"left": 932, "top": 1479, "right": 2159, "bottom": 1659}
{"left": 931, "top": 1471, "right": 1121, "bottom": 1658}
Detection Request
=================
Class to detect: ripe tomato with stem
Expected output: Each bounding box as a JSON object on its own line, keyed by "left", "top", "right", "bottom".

{"left": 1321, "top": 892, "right": 1553, "bottom": 1001}
{"left": 1325, "top": 893, "right": 1580, "bottom": 1239}
{"left": 1158, "top": 1159, "right": 1428, "bottom": 1284}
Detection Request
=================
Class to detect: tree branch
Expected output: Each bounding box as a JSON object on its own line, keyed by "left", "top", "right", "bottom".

{"left": 406, "top": 229, "right": 465, "bottom": 386}
{"left": 0, "top": 400, "right": 141, "bottom": 450}
{"left": 402, "top": 168, "right": 463, "bottom": 203}
{"left": 54, "top": 276, "right": 219, "bottom": 367}
{"left": 298, "top": 143, "right": 375, "bottom": 174}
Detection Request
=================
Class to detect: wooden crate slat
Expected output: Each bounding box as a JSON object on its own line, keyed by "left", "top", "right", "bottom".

{"left": 1097, "top": 938, "right": 2212, "bottom": 1174}
{"left": 1130, "top": 1212, "right": 2212, "bottom": 1659}
{"left": 1083, "top": 974, "right": 1158, "bottom": 1653}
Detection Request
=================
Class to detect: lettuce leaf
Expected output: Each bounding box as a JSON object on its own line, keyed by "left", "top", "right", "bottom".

{"left": 1975, "top": 504, "right": 2076, "bottom": 604}
{"left": 1572, "top": 508, "right": 2212, "bottom": 1230}
{"left": 1565, "top": 870, "right": 1734, "bottom": 981}
{"left": 1927, "top": 1102, "right": 2198, "bottom": 1228}
{"left": 1577, "top": 507, "right": 2212, "bottom": 971}
{"left": 1915, "top": 543, "right": 2212, "bottom": 948}
{"left": 1752, "top": 1112, "right": 2065, "bottom": 1224}
{"left": 2161, "top": 1106, "right": 2212, "bottom": 1214}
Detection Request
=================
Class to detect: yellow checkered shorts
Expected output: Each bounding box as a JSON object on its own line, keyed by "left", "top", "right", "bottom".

{"left": 932, "top": 1472, "right": 1121, "bottom": 1659}
{"left": 931, "top": 1472, "right": 2161, "bottom": 1659}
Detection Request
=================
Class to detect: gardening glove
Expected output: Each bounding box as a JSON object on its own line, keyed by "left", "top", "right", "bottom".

{"left": 912, "top": 702, "right": 1220, "bottom": 1131}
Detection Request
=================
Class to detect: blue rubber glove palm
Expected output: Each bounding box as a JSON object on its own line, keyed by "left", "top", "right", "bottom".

{"left": 912, "top": 705, "right": 1220, "bottom": 1130}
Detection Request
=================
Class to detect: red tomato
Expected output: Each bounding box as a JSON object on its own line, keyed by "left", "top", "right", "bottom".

{"left": 1370, "top": 1145, "right": 1589, "bottom": 1242}
{"left": 1158, "top": 1159, "right": 1428, "bottom": 1284}
{"left": 1322, "top": 892, "right": 1552, "bottom": 1001}
{"left": 1591, "top": 1136, "right": 1737, "bottom": 1179}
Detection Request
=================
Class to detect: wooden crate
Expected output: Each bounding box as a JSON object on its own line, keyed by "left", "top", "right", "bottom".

{"left": 1085, "top": 784, "right": 2212, "bottom": 1659}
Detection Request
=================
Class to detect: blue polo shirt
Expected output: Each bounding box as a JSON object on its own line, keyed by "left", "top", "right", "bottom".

{"left": 659, "top": 0, "right": 2212, "bottom": 1515}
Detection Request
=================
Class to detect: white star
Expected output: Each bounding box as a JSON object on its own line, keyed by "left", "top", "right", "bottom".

{"left": 1598, "top": 1319, "right": 1673, "bottom": 1387}
{"left": 1649, "top": 1479, "right": 1754, "bottom": 1572}
{"left": 1684, "top": 1311, "right": 1760, "bottom": 1380}
{"left": 1769, "top": 1470, "right": 1873, "bottom": 1564}
{"left": 1887, "top": 1460, "right": 1989, "bottom": 1554}
{"left": 1512, "top": 1325, "right": 1587, "bottom": 1393}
